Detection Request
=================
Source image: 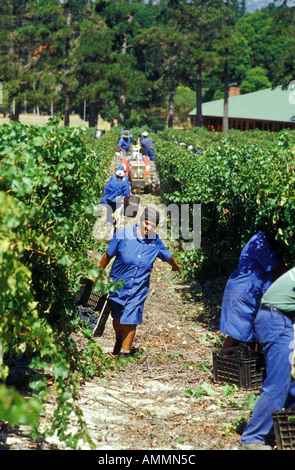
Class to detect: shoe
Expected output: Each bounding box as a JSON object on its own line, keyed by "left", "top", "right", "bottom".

{"left": 239, "top": 443, "right": 273, "bottom": 450}
{"left": 116, "top": 347, "right": 143, "bottom": 359}
{"left": 117, "top": 350, "right": 131, "bottom": 359}
{"left": 130, "top": 346, "right": 142, "bottom": 356}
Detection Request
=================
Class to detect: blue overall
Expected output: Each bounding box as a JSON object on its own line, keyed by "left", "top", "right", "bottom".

{"left": 241, "top": 306, "right": 295, "bottom": 444}
{"left": 219, "top": 232, "right": 282, "bottom": 342}
{"left": 100, "top": 175, "right": 131, "bottom": 226}
{"left": 141, "top": 137, "right": 155, "bottom": 161}
{"left": 106, "top": 225, "right": 171, "bottom": 325}
{"left": 118, "top": 136, "right": 131, "bottom": 153}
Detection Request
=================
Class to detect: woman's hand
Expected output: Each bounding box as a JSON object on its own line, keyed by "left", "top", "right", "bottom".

{"left": 167, "top": 255, "right": 181, "bottom": 273}
{"left": 171, "top": 262, "right": 181, "bottom": 273}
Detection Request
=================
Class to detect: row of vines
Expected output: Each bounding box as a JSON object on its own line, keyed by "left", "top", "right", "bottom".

{"left": 1, "top": 119, "right": 295, "bottom": 449}
{"left": 0, "top": 118, "right": 119, "bottom": 449}
{"left": 155, "top": 128, "right": 295, "bottom": 280}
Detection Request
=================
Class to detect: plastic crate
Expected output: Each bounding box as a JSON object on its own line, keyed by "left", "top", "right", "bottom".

{"left": 75, "top": 277, "right": 111, "bottom": 337}
{"left": 212, "top": 345, "right": 266, "bottom": 390}
{"left": 273, "top": 409, "right": 295, "bottom": 450}
{"left": 76, "top": 277, "right": 108, "bottom": 309}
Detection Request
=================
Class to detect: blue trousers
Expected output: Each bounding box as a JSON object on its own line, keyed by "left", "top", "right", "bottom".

{"left": 145, "top": 149, "right": 155, "bottom": 161}
{"left": 241, "top": 307, "right": 295, "bottom": 444}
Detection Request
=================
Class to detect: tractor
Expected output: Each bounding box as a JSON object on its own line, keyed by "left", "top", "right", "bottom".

{"left": 116, "top": 131, "right": 160, "bottom": 193}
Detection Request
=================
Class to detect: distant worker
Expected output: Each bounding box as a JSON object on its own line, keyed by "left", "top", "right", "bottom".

{"left": 118, "top": 132, "right": 132, "bottom": 155}
{"left": 141, "top": 131, "right": 155, "bottom": 161}
{"left": 100, "top": 165, "right": 131, "bottom": 235}
{"left": 187, "top": 144, "right": 200, "bottom": 155}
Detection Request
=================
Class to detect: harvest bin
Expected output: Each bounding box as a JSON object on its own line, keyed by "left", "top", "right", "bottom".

{"left": 75, "top": 277, "right": 111, "bottom": 337}
{"left": 212, "top": 345, "right": 266, "bottom": 390}
{"left": 272, "top": 409, "right": 295, "bottom": 450}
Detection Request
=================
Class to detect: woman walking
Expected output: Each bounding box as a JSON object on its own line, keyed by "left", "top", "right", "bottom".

{"left": 98, "top": 206, "right": 181, "bottom": 357}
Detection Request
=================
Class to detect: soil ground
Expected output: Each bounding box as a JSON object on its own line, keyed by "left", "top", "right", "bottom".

{"left": 0, "top": 192, "right": 262, "bottom": 453}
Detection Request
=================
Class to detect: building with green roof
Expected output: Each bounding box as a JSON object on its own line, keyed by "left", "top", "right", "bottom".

{"left": 189, "top": 86, "right": 295, "bottom": 132}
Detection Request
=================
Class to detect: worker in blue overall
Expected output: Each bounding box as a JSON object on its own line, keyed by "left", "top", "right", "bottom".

{"left": 118, "top": 132, "right": 132, "bottom": 155}
{"left": 98, "top": 206, "right": 181, "bottom": 357}
{"left": 140, "top": 131, "right": 155, "bottom": 161}
{"left": 219, "top": 231, "right": 287, "bottom": 350}
{"left": 240, "top": 267, "right": 295, "bottom": 450}
{"left": 100, "top": 165, "right": 131, "bottom": 233}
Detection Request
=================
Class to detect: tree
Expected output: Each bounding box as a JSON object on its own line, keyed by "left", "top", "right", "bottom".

{"left": 23, "top": 0, "right": 65, "bottom": 116}
{"left": 0, "top": 0, "right": 34, "bottom": 120}
{"left": 133, "top": 0, "right": 224, "bottom": 129}
{"left": 0, "top": 0, "right": 293, "bottom": 129}
{"left": 235, "top": 7, "right": 291, "bottom": 83}
{"left": 24, "top": 0, "right": 93, "bottom": 125}
{"left": 133, "top": 23, "right": 182, "bottom": 128}
{"left": 269, "top": 5, "right": 295, "bottom": 88}
{"left": 240, "top": 66, "right": 271, "bottom": 93}
{"left": 96, "top": 0, "right": 150, "bottom": 125}
{"left": 74, "top": 6, "right": 111, "bottom": 127}
{"left": 220, "top": 0, "right": 240, "bottom": 133}
{"left": 179, "top": 0, "right": 227, "bottom": 129}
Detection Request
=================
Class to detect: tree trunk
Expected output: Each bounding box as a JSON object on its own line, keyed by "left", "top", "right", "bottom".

{"left": 167, "top": 44, "right": 178, "bottom": 128}
{"left": 195, "top": 62, "right": 202, "bottom": 128}
{"left": 64, "top": 4, "right": 72, "bottom": 126}
{"left": 9, "top": 98, "right": 21, "bottom": 122}
{"left": 223, "top": 58, "right": 229, "bottom": 133}
{"left": 118, "top": 83, "right": 126, "bottom": 125}
{"left": 167, "top": 87, "right": 175, "bottom": 128}
{"left": 88, "top": 101, "right": 99, "bottom": 128}
{"left": 64, "top": 88, "right": 70, "bottom": 126}
{"left": 118, "top": 30, "right": 127, "bottom": 125}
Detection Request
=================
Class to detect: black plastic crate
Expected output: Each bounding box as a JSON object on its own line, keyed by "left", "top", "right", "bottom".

{"left": 273, "top": 409, "right": 295, "bottom": 450}
{"left": 75, "top": 277, "right": 111, "bottom": 337}
{"left": 212, "top": 345, "right": 266, "bottom": 390}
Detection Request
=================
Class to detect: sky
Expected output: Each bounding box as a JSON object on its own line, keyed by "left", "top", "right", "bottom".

{"left": 246, "top": 0, "right": 295, "bottom": 10}
{"left": 246, "top": 0, "right": 274, "bottom": 11}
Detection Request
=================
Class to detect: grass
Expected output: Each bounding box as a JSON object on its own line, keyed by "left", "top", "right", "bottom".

{"left": 0, "top": 113, "right": 112, "bottom": 130}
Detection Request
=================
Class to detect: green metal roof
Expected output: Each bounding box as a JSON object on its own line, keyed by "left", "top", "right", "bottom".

{"left": 189, "top": 87, "right": 295, "bottom": 123}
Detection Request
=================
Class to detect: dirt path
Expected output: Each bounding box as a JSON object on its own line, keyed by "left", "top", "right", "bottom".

{"left": 0, "top": 194, "right": 254, "bottom": 451}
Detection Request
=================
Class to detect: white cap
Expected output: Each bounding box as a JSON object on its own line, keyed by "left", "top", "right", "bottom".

{"left": 142, "top": 131, "right": 148, "bottom": 137}
{"left": 116, "top": 165, "right": 125, "bottom": 177}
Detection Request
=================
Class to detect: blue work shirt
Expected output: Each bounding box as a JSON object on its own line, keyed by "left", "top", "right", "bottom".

{"left": 219, "top": 231, "right": 282, "bottom": 342}
{"left": 118, "top": 137, "right": 131, "bottom": 152}
{"left": 106, "top": 225, "right": 171, "bottom": 324}
{"left": 141, "top": 137, "right": 154, "bottom": 151}
{"left": 100, "top": 175, "right": 131, "bottom": 204}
